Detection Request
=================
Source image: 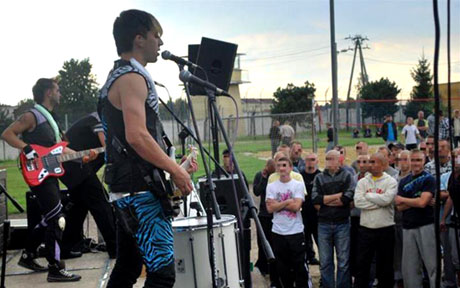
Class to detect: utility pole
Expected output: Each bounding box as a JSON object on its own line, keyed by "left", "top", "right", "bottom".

{"left": 345, "top": 35, "right": 369, "bottom": 131}
{"left": 329, "top": 0, "right": 339, "bottom": 146}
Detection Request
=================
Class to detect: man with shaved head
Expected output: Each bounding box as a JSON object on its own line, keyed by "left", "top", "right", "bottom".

{"left": 353, "top": 153, "right": 398, "bottom": 287}
{"left": 351, "top": 141, "right": 369, "bottom": 173}
{"left": 396, "top": 149, "right": 436, "bottom": 288}
{"left": 300, "top": 152, "right": 321, "bottom": 265}
{"left": 378, "top": 146, "right": 399, "bottom": 179}
{"left": 312, "top": 150, "right": 354, "bottom": 288}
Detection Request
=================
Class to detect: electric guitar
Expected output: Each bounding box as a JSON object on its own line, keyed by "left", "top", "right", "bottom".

{"left": 165, "top": 146, "right": 198, "bottom": 216}
{"left": 20, "top": 142, "right": 105, "bottom": 187}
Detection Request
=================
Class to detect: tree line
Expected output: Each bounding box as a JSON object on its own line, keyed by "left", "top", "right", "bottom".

{"left": 0, "top": 55, "right": 435, "bottom": 134}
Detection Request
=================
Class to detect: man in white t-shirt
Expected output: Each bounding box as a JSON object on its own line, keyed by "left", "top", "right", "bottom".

{"left": 266, "top": 157, "right": 312, "bottom": 288}
{"left": 401, "top": 117, "right": 421, "bottom": 150}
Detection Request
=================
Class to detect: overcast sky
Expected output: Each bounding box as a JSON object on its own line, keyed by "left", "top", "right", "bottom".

{"left": 0, "top": 0, "right": 459, "bottom": 107}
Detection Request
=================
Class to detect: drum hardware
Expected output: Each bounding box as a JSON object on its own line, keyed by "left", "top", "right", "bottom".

{"left": 172, "top": 215, "right": 241, "bottom": 288}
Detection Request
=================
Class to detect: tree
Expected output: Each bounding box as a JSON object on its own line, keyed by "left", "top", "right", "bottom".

{"left": 271, "top": 81, "right": 315, "bottom": 128}
{"left": 404, "top": 55, "right": 433, "bottom": 118}
{"left": 0, "top": 105, "right": 13, "bottom": 134}
{"left": 359, "top": 77, "right": 400, "bottom": 123}
{"left": 54, "top": 58, "right": 99, "bottom": 128}
{"left": 14, "top": 99, "right": 35, "bottom": 119}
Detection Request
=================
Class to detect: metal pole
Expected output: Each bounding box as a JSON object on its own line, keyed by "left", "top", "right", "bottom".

{"left": 346, "top": 44, "right": 358, "bottom": 132}
{"left": 329, "top": 0, "right": 339, "bottom": 145}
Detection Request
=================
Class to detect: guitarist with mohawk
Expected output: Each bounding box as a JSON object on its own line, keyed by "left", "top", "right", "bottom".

{"left": 1, "top": 78, "right": 96, "bottom": 282}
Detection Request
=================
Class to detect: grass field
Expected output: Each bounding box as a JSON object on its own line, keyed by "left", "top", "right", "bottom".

{"left": 0, "top": 130, "right": 387, "bottom": 214}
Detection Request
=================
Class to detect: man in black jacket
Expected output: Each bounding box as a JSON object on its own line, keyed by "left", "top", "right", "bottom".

{"left": 60, "top": 112, "right": 116, "bottom": 259}
{"left": 300, "top": 152, "right": 321, "bottom": 265}
{"left": 253, "top": 159, "right": 279, "bottom": 287}
{"left": 382, "top": 114, "right": 398, "bottom": 145}
{"left": 312, "top": 150, "right": 354, "bottom": 288}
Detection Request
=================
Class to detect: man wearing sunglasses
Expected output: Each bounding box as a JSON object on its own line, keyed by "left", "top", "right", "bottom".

{"left": 395, "top": 149, "right": 436, "bottom": 288}
{"left": 266, "top": 157, "right": 312, "bottom": 288}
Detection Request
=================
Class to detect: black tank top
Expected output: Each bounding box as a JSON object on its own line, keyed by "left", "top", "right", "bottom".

{"left": 98, "top": 59, "right": 167, "bottom": 193}
{"left": 22, "top": 108, "right": 58, "bottom": 147}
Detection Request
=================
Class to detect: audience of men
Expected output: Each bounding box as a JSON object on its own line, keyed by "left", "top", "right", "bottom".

{"left": 253, "top": 131, "right": 460, "bottom": 288}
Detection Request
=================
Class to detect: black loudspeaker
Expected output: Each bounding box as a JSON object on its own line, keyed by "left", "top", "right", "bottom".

{"left": 198, "top": 176, "right": 244, "bottom": 216}
{"left": 188, "top": 37, "right": 238, "bottom": 95}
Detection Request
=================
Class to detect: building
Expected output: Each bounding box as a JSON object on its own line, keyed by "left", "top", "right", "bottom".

{"left": 439, "top": 81, "right": 460, "bottom": 111}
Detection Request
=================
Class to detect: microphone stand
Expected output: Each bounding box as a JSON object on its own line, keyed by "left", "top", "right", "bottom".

{"left": 178, "top": 64, "right": 222, "bottom": 288}
{"left": 157, "top": 97, "right": 229, "bottom": 178}
{"left": 200, "top": 86, "right": 275, "bottom": 288}
{"left": 0, "top": 183, "right": 25, "bottom": 288}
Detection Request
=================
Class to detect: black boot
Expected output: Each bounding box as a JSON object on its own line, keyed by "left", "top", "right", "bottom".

{"left": 47, "top": 261, "right": 81, "bottom": 282}
{"left": 17, "top": 250, "right": 48, "bottom": 272}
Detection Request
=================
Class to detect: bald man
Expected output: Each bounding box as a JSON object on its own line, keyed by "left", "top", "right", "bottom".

{"left": 354, "top": 153, "right": 397, "bottom": 288}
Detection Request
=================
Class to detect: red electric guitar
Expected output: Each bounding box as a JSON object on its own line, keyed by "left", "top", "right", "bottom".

{"left": 20, "top": 142, "right": 105, "bottom": 187}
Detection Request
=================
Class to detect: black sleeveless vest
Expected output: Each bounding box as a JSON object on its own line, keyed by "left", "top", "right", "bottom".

{"left": 98, "top": 60, "right": 167, "bottom": 193}
{"left": 22, "top": 108, "right": 58, "bottom": 148}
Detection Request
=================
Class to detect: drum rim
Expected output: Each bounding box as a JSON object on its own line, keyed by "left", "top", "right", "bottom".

{"left": 172, "top": 214, "right": 236, "bottom": 230}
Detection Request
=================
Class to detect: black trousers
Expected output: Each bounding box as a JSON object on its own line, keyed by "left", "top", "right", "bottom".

{"left": 255, "top": 215, "right": 280, "bottom": 286}
{"left": 272, "top": 232, "right": 310, "bottom": 288}
{"left": 350, "top": 216, "right": 360, "bottom": 278}
{"left": 28, "top": 177, "right": 63, "bottom": 265}
{"left": 302, "top": 200, "right": 318, "bottom": 260}
{"left": 62, "top": 173, "right": 116, "bottom": 256}
{"left": 354, "top": 225, "right": 395, "bottom": 288}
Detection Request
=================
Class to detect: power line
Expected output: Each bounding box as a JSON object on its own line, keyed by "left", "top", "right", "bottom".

{"left": 244, "top": 46, "right": 329, "bottom": 61}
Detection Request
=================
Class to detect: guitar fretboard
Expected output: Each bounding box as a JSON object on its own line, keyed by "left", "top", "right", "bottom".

{"left": 57, "top": 147, "right": 105, "bottom": 163}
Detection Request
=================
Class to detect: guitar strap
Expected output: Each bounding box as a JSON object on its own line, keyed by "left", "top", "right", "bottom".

{"left": 33, "top": 104, "right": 62, "bottom": 143}
{"left": 110, "top": 135, "right": 174, "bottom": 217}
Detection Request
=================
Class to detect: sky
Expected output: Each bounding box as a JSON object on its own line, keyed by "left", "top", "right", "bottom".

{"left": 0, "top": 0, "right": 459, "bottom": 107}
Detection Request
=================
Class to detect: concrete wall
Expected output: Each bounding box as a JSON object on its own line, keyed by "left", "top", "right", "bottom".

{"left": 0, "top": 140, "right": 19, "bottom": 161}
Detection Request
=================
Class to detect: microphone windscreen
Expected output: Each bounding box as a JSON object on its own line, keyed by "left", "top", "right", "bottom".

{"left": 161, "top": 50, "right": 171, "bottom": 60}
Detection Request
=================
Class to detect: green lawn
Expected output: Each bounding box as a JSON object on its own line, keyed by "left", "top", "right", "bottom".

{"left": 0, "top": 130, "right": 386, "bottom": 214}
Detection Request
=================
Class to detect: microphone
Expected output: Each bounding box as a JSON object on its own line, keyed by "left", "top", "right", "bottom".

{"left": 179, "top": 70, "right": 230, "bottom": 96}
{"left": 162, "top": 50, "right": 199, "bottom": 69}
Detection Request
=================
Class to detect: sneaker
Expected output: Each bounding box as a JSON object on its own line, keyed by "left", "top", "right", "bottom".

{"left": 47, "top": 262, "right": 81, "bottom": 282}
{"left": 17, "top": 251, "right": 48, "bottom": 272}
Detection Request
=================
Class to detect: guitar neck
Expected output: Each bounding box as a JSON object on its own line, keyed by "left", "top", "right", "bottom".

{"left": 58, "top": 147, "right": 105, "bottom": 163}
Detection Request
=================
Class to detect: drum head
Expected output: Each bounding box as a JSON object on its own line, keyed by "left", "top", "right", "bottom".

{"left": 172, "top": 214, "right": 236, "bottom": 230}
